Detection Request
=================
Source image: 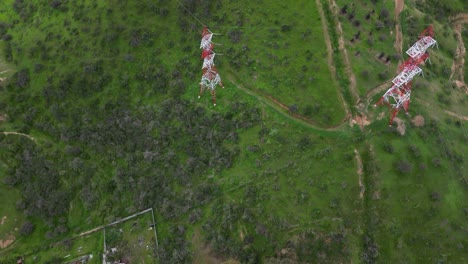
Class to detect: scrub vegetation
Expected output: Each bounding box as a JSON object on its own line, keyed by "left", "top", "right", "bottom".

{"left": 0, "top": 0, "right": 466, "bottom": 263}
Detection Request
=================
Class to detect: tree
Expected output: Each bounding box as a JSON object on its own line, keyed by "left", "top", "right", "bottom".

{"left": 20, "top": 221, "right": 34, "bottom": 236}
{"left": 289, "top": 104, "right": 298, "bottom": 113}
{"left": 228, "top": 29, "right": 242, "bottom": 43}
{"left": 378, "top": 70, "right": 388, "bottom": 80}
{"left": 361, "top": 70, "right": 370, "bottom": 79}
{"left": 16, "top": 69, "right": 30, "bottom": 88}
{"left": 396, "top": 160, "right": 412, "bottom": 174}
{"left": 379, "top": 8, "right": 389, "bottom": 19}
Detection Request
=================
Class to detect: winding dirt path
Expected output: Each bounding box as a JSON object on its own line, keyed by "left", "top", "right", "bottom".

{"left": 415, "top": 98, "right": 468, "bottom": 121}
{"left": 227, "top": 74, "right": 348, "bottom": 131}
{"left": 354, "top": 149, "right": 365, "bottom": 199}
{"left": 1, "top": 132, "right": 38, "bottom": 143}
{"left": 394, "top": 0, "right": 404, "bottom": 56}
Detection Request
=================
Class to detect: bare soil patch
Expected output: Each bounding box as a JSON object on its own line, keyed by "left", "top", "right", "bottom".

{"left": 393, "top": 117, "right": 406, "bottom": 135}
{"left": 0, "top": 216, "right": 6, "bottom": 225}
{"left": 0, "top": 235, "right": 15, "bottom": 249}
{"left": 394, "top": 0, "right": 404, "bottom": 56}
{"left": 354, "top": 149, "right": 365, "bottom": 199}
{"left": 449, "top": 14, "right": 468, "bottom": 94}
{"left": 350, "top": 114, "right": 371, "bottom": 130}
{"left": 411, "top": 115, "right": 425, "bottom": 127}
{"left": 192, "top": 228, "right": 224, "bottom": 264}
{"left": 377, "top": 112, "right": 386, "bottom": 120}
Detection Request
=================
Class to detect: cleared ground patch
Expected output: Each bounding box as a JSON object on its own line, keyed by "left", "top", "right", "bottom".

{"left": 103, "top": 210, "right": 158, "bottom": 263}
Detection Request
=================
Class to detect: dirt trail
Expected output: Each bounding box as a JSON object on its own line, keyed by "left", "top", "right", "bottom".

{"left": 394, "top": 0, "right": 404, "bottom": 56}
{"left": 315, "top": 0, "right": 352, "bottom": 117}
{"left": 0, "top": 236, "right": 15, "bottom": 249}
{"left": 1, "top": 131, "right": 38, "bottom": 143}
{"left": 364, "top": 80, "right": 393, "bottom": 103}
{"left": 226, "top": 0, "right": 355, "bottom": 132}
{"left": 327, "top": 0, "right": 359, "bottom": 103}
{"left": 227, "top": 74, "right": 348, "bottom": 131}
{"left": 450, "top": 13, "right": 468, "bottom": 24}
{"left": 354, "top": 149, "right": 365, "bottom": 199}
{"left": 415, "top": 98, "right": 468, "bottom": 121}
{"left": 449, "top": 14, "right": 468, "bottom": 94}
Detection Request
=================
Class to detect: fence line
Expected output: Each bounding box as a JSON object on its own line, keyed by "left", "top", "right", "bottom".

{"left": 150, "top": 208, "right": 160, "bottom": 260}
{"left": 77, "top": 208, "right": 153, "bottom": 237}
{"left": 102, "top": 229, "right": 107, "bottom": 264}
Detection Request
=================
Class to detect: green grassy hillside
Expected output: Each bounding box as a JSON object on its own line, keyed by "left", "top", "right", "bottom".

{"left": 0, "top": 0, "right": 466, "bottom": 263}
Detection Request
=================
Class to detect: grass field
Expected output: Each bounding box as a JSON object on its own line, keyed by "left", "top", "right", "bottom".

{"left": 0, "top": 0, "right": 467, "bottom": 263}
{"left": 365, "top": 114, "right": 467, "bottom": 262}
{"left": 201, "top": 0, "right": 348, "bottom": 125}
{"left": 334, "top": 0, "right": 400, "bottom": 97}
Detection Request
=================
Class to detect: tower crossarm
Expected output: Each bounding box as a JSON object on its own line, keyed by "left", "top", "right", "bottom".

{"left": 200, "top": 33, "right": 213, "bottom": 49}
{"left": 202, "top": 53, "right": 216, "bottom": 69}
{"left": 392, "top": 66, "right": 422, "bottom": 87}
{"left": 200, "top": 67, "right": 222, "bottom": 91}
{"left": 419, "top": 25, "right": 434, "bottom": 38}
{"left": 406, "top": 36, "right": 437, "bottom": 58}
{"left": 201, "top": 43, "right": 214, "bottom": 59}
{"left": 376, "top": 25, "right": 436, "bottom": 125}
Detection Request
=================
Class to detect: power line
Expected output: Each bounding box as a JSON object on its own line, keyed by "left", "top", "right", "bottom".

{"left": 175, "top": 0, "right": 206, "bottom": 27}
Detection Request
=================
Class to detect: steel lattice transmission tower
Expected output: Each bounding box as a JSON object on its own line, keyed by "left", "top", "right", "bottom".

{"left": 375, "top": 25, "right": 437, "bottom": 125}
{"left": 199, "top": 26, "right": 224, "bottom": 106}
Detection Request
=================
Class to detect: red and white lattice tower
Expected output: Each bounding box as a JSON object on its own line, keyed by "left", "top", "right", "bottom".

{"left": 375, "top": 25, "right": 437, "bottom": 126}
{"left": 375, "top": 82, "right": 412, "bottom": 124}
{"left": 199, "top": 26, "right": 224, "bottom": 106}
{"left": 202, "top": 53, "right": 216, "bottom": 70}
{"left": 200, "top": 27, "right": 213, "bottom": 50}
{"left": 406, "top": 25, "right": 437, "bottom": 59}
{"left": 200, "top": 66, "right": 224, "bottom": 105}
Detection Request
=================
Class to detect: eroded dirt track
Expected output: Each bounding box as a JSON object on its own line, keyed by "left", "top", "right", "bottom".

{"left": 450, "top": 14, "right": 468, "bottom": 94}
{"left": 394, "top": 0, "right": 404, "bottom": 55}
{"left": 1, "top": 132, "right": 38, "bottom": 143}
{"left": 227, "top": 74, "right": 348, "bottom": 131}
